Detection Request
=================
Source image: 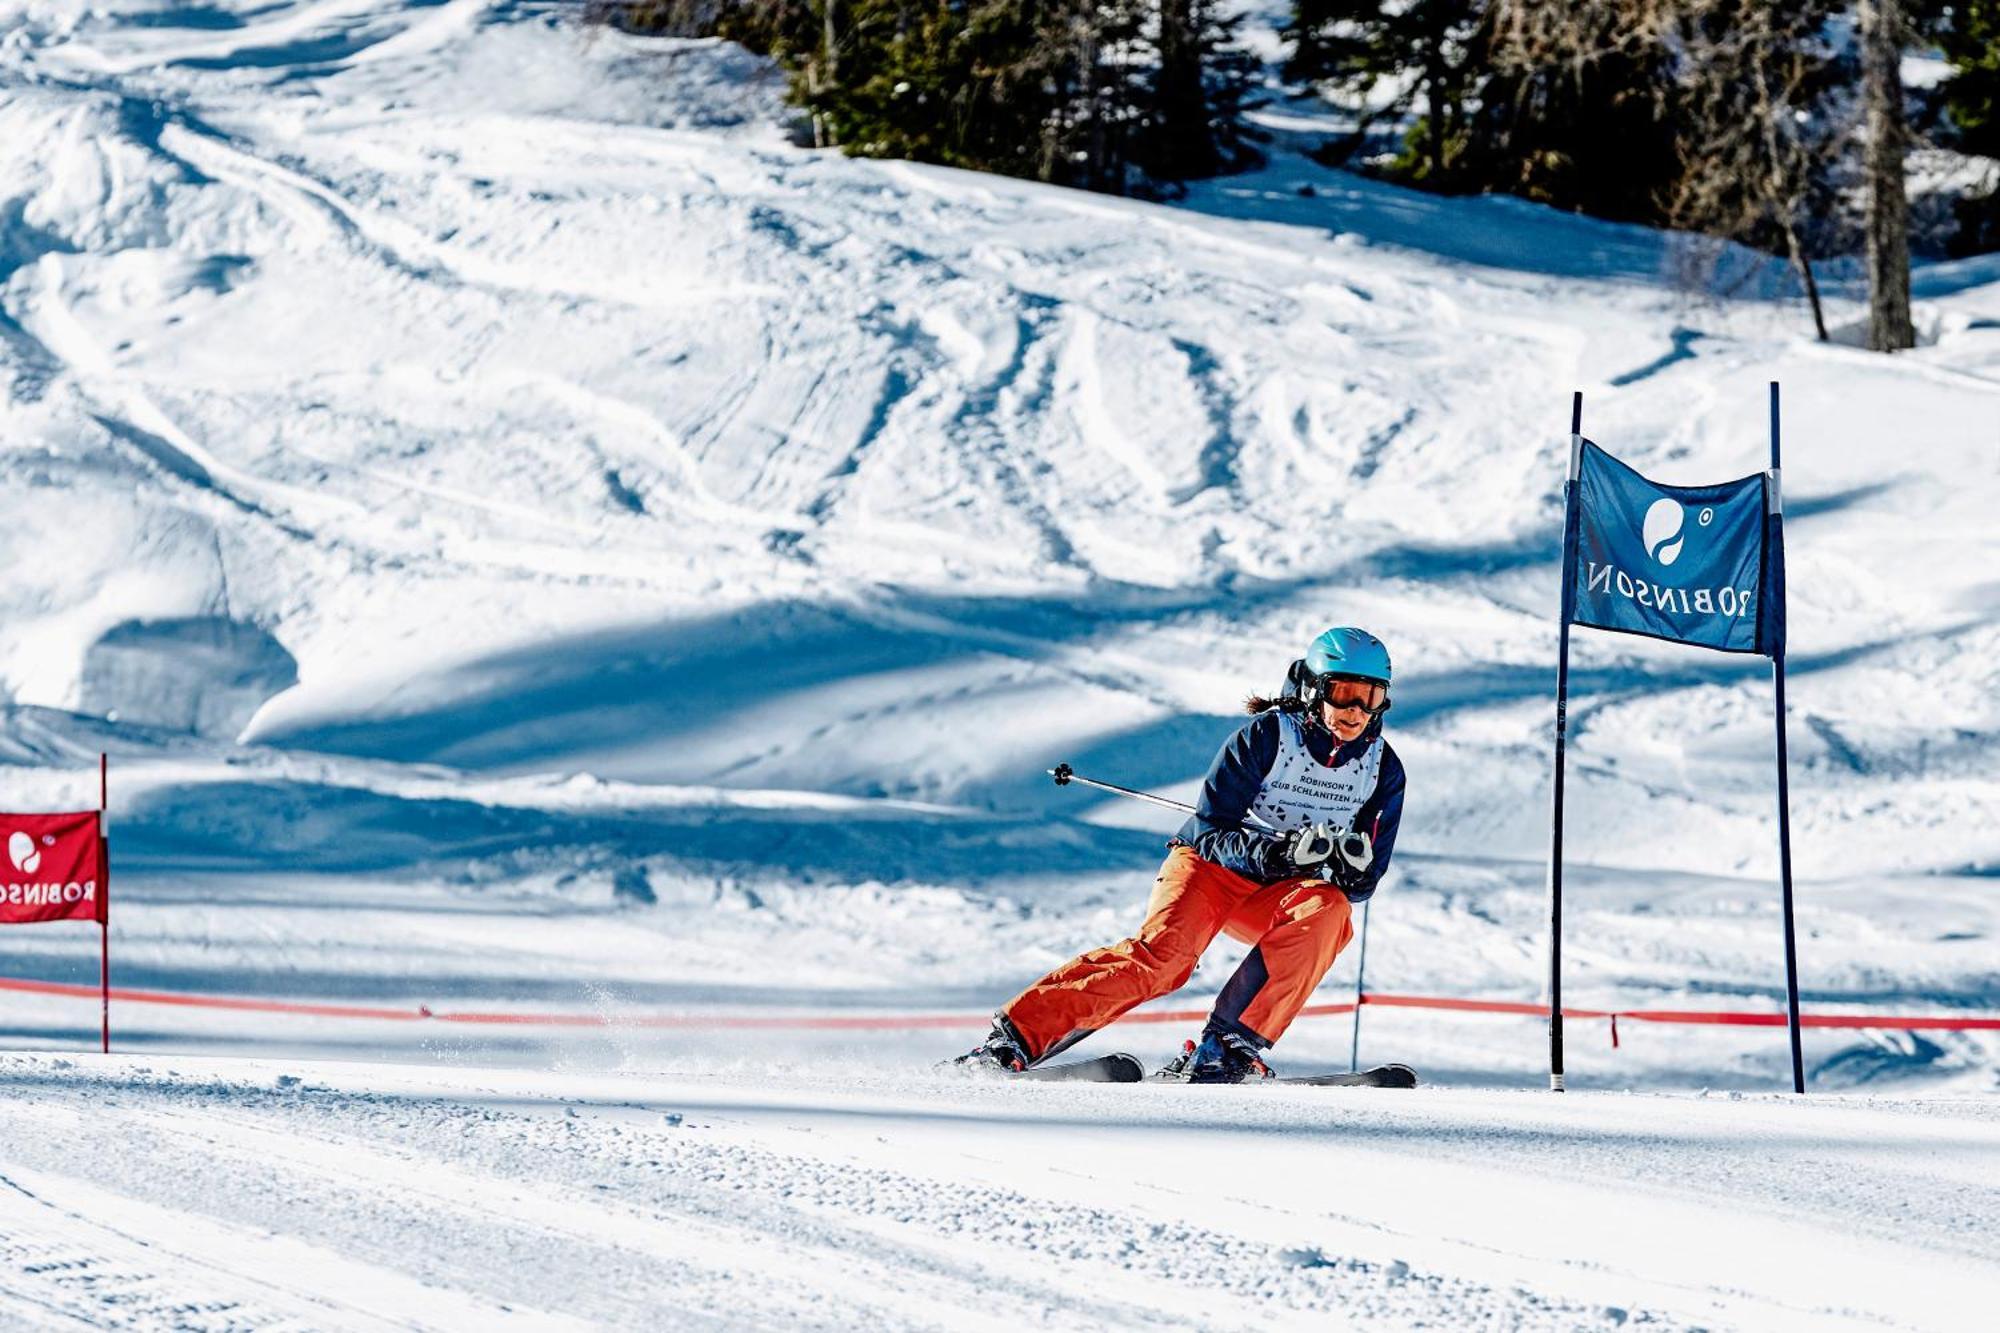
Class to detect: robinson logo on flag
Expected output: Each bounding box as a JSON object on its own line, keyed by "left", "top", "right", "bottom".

{"left": 1642, "top": 500, "right": 1723, "bottom": 569}
{"left": 1642, "top": 499, "right": 1684, "bottom": 566}
{"left": 7, "top": 830, "right": 52, "bottom": 874}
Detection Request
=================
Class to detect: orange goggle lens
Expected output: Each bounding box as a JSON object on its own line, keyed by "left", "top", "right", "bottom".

{"left": 1321, "top": 678, "right": 1389, "bottom": 715}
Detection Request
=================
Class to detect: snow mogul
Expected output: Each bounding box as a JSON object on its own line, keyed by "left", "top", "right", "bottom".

{"left": 957, "top": 626, "right": 1407, "bottom": 1083}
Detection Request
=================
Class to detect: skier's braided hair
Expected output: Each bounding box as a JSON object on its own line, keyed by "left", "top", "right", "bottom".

{"left": 1244, "top": 658, "right": 1323, "bottom": 721}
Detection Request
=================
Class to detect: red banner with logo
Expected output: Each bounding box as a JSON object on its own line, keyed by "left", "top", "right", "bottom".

{"left": 0, "top": 812, "right": 106, "bottom": 925}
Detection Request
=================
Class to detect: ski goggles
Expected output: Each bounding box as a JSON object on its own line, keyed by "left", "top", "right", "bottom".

{"left": 1315, "top": 675, "right": 1390, "bottom": 717}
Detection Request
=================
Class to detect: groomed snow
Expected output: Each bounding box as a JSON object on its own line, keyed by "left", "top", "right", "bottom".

{"left": 1, "top": 1052, "right": 1996, "bottom": 1331}
{"left": 1, "top": 1, "right": 1998, "bottom": 1327}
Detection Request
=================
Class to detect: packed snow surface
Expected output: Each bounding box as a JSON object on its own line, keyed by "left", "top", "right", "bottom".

{"left": 2, "top": 1052, "right": 1997, "bottom": 1331}
{"left": 1, "top": 0, "right": 1998, "bottom": 1327}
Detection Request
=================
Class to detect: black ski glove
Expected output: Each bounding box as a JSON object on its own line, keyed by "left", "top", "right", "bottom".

{"left": 1262, "top": 823, "right": 1339, "bottom": 879}
{"left": 1323, "top": 829, "right": 1375, "bottom": 891}
{"left": 1263, "top": 825, "right": 1375, "bottom": 888}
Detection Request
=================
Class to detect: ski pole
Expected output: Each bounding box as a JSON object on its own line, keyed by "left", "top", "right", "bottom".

{"left": 1047, "top": 762, "right": 1196, "bottom": 816}
{"left": 1049, "top": 763, "right": 1371, "bottom": 866}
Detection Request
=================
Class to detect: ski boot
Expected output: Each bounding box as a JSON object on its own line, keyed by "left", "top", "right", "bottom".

{"left": 1160, "top": 1027, "right": 1274, "bottom": 1084}
{"left": 952, "top": 1012, "right": 1032, "bottom": 1073}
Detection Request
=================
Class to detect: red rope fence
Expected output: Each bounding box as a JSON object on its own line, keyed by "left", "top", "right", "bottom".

{"left": 5, "top": 974, "right": 1998, "bottom": 1041}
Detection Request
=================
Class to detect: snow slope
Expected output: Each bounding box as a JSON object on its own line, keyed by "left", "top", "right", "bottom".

{"left": 1, "top": 1051, "right": 1996, "bottom": 1331}
{"left": 1, "top": 1, "right": 1999, "bottom": 1324}
{"left": 2, "top": 0, "right": 1991, "bottom": 1072}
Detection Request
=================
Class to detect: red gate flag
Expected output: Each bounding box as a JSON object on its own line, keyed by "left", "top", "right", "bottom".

{"left": 0, "top": 812, "right": 105, "bottom": 925}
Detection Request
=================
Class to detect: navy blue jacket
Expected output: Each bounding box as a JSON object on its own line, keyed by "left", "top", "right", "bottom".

{"left": 1171, "top": 710, "right": 1406, "bottom": 903}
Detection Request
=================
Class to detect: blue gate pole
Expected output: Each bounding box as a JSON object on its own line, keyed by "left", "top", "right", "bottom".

{"left": 1770, "top": 381, "right": 1806, "bottom": 1094}
{"left": 1349, "top": 899, "right": 1371, "bottom": 1071}
{"left": 1548, "top": 391, "right": 1583, "bottom": 1092}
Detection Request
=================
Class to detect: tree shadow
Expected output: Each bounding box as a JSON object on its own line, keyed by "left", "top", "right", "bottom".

{"left": 243, "top": 553, "right": 1971, "bottom": 827}
{"left": 114, "top": 776, "right": 1161, "bottom": 883}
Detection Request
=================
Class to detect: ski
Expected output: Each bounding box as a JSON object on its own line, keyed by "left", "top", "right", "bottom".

{"left": 1007, "top": 1053, "right": 1145, "bottom": 1083}
{"left": 1150, "top": 1062, "right": 1418, "bottom": 1088}
{"left": 1276, "top": 1063, "right": 1418, "bottom": 1088}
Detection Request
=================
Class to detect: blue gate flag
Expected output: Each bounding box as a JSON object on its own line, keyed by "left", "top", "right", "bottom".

{"left": 1561, "top": 439, "right": 1786, "bottom": 657}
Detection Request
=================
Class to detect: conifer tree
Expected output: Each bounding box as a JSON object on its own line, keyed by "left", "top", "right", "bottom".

{"left": 1282, "top": 0, "right": 1487, "bottom": 183}
{"left": 1476, "top": 2, "right": 1690, "bottom": 223}
{"left": 1918, "top": 0, "right": 2000, "bottom": 253}
{"left": 594, "top": 0, "right": 1276, "bottom": 194}
{"left": 1012, "top": 0, "right": 1150, "bottom": 190}
{"left": 1143, "top": 0, "right": 1265, "bottom": 182}
{"left": 804, "top": 0, "right": 976, "bottom": 163}
{"left": 1938, "top": 0, "right": 2000, "bottom": 154}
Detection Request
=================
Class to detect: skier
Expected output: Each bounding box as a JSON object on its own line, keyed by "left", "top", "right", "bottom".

{"left": 957, "top": 626, "right": 1406, "bottom": 1083}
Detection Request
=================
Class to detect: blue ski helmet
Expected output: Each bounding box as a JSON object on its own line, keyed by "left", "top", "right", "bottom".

{"left": 1304, "top": 626, "right": 1392, "bottom": 687}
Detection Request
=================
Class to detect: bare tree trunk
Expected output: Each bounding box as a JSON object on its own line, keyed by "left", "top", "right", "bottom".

{"left": 812, "top": 0, "right": 839, "bottom": 149}
{"left": 1154, "top": 0, "right": 1217, "bottom": 180}
{"left": 1793, "top": 242, "right": 1828, "bottom": 343}
{"left": 1042, "top": 65, "right": 1070, "bottom": 185}
{"left": 1085, "top": 27, "right": 1108, "bottom": 190}
{"left": 1860, "top": 0, "right": 1914, "bottom": 351}
{"left": 1749, "top": 51, "right": 1829, "bottom": 342}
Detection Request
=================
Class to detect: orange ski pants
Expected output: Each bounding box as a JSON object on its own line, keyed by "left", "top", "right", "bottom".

{"left": 1002, "top": 845, "right": 1354, "bottom": 1061}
